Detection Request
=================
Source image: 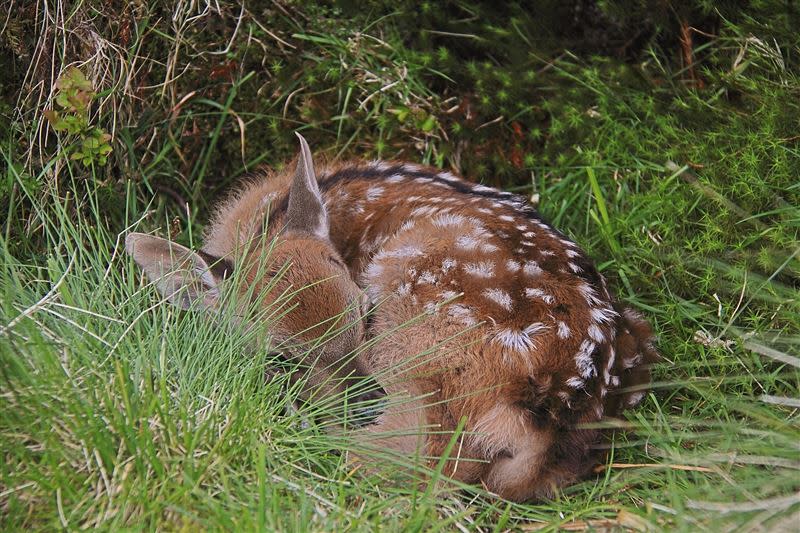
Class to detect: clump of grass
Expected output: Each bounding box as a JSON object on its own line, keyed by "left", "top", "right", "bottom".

{"left": 2, "top": 1, "right": 800, "bottom": 530}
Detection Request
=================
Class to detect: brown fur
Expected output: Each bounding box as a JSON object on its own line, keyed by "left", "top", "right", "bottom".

{"left": 203, "top": 155, "right": 659, "bottom": 501}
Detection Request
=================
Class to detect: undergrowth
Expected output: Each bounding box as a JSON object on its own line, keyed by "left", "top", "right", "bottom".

{"left": 1, "top": 1, "right": 799, "bottom": 531}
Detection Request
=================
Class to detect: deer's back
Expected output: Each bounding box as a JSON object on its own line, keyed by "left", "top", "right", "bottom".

{"left": 299, "top": 162, "right": 618, "bottom": 394}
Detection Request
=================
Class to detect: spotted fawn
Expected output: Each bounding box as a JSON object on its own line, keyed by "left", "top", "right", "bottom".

{"left": 128, "top": 134, "right": 658, "bottom": 501}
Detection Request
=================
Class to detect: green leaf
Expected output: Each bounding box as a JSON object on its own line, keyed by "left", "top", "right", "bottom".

{"left": 420, "top": 114, "right": 436, "bottom": 132}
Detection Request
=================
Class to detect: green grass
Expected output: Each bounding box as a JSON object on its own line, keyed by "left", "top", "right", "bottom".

{"left": 2, "top": 2, "right": 799, "bottom": 530}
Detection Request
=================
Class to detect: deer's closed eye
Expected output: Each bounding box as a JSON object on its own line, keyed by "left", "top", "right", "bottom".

{"left": 328, "top": 255, "right": 346, "bottom": 269}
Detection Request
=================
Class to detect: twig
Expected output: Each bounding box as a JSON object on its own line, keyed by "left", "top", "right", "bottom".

{"left": 282, "top": 86, "right": 305, "bottom": 118}
{"left": 421, "top": 30, "right": 479, "bottom": 39}
{"left": 744, "top": 340, "right": 800, "bottom": 368}
{"left": 206, "top": 3, "right": 244, "bottom": 56}
{"left": 594, "top": 462, "right": 714, "bottom": 473}
{"left": 688, "top": 491, "right": 800, "bottom": 513}
{"left": 476, "top": 116, "right": 504, "bottom": 131}
{"left": 0, "top": 255, "right": 75, "bottom": 336}
{"left": 760, "top": 395, "right": 800, "bottom": 408}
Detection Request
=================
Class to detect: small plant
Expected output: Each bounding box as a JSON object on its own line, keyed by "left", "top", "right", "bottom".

{"left": 43, "top": 67, "right": 112, "bottom": 166}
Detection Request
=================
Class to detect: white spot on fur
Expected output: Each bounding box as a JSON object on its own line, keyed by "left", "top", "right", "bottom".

{"left": 415, "top": 177, "right": 433, "bottom": 184}
{"left": 442, "top": 258, "right": 457, "bottom": 272}
{"left": 398, "top": 219, "right": 416, "bottom": 233}
{"left": 599, "top": 275, "right": 611, "bottom": 298}
{"left": 433, "top": 213, "right": 467, "bottom": 227}
{"left": 575, "top": 340, "right": 597, "bottom": 378}
{"left": 515, "top": 225, "right": 528, "bottom": 231}
{"left": 523, "top": 231, "right": 536, "bottom": 238}
{"left": 606, "top": 346, "right": 617, "bottom": 372}
{"left": 480, "top": 242, "right": 500, "bottom": 253}
{"left": 448, "top": 304, "right": 478, "bottom": 327}
{"left": 410, "top": 205, "right": 438, "bottom": 217}
{"left": 622, "top": 352, "right": 643, "bottom": 369}
{"left": 588, "top": 324, "right": 606, "bottom": 343}
{"left": 626, "top": 391, "right": 646, "bottom": 407}
{"left": 524, "top": 288, "right": 555, "bottom": 304}
{"left": 557, "top": 321, "right": 571, "bottom": 339}
{"left": 623, "top": 307, "right": 645, "bottom": 323}
{"left": 494, "top": 329, "right": 535, "bottom": 352}
{"left": 407, "top": 195, "right": 422, "bottom": 202}
{"left": 464, "top": 261, "right": 495, "bottom": 278}
{"left": 456, "top": 235, "right": 479, "bottom": 250}
{"left": 438, "top": 171, "right": 460, "bottom": 182}
{"left": 577, "top": 283, "right": 603, "bottom": 306}
{"left": 370, "top": 160, "right": 391, "bottom": 171}
{"left": 567, "top": 262, "right": 582, "bottom": 273}
{"left": 521, "top": 241, "right": 535, "bottom": 247}
{"left": 506, "top": 259, "right": 521, "bottom": 272}
{"left": 424, "top": 302, "right": 439, "bottom": 315}
{"left": 539, "top": 249, "right": 556, "bottom": 257}
{"left": 523, "top": 261, "right": 543, "bottom": 276}
{"left": 499, "top": 214, "right": 515, "bottom": 222}
{"left": 396, "top": 282, "right": 412, "bottom": 296}
{"left": 483, "top": 288, "right": 513, "bottom": 311}
{"left": 566, "top": 376, "right": 584, "bottom": 388}
{"left": 476, "top": 207, "right": 494, "bottom": 215}
{"left": 366, "top": 186, "right": 385, "bottom": 201}
{"left": 386, "top": 174, "right": 405, "bottom": 183}
{"left": 590, "top": 307, "right": 617, "bottom": 324}
{"left": 439, "top": 290, "right": 459, "bottom": 301}
{"left": 525, "top": 322, "right": 549, "bottom": 336}
{"left": 565, "top": 249, "right": 580, "bottom": 258}
{"left": 417, "top": 271, "right": 437, "bottom": 285}
{"left": 473, "top": 184, "right": 494, "bottom": 193}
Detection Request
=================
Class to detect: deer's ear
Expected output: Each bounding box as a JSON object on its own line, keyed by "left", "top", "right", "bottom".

{"left": 285, "top": 133, "right": 329, "bottom": 239}
{"left": 125, "top": 233, "right": 222, "bottom": 310}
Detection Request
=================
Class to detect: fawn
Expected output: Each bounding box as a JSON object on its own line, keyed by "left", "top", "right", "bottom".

{"left": 128, "top": 134, "right": 658, "bottom": 501}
